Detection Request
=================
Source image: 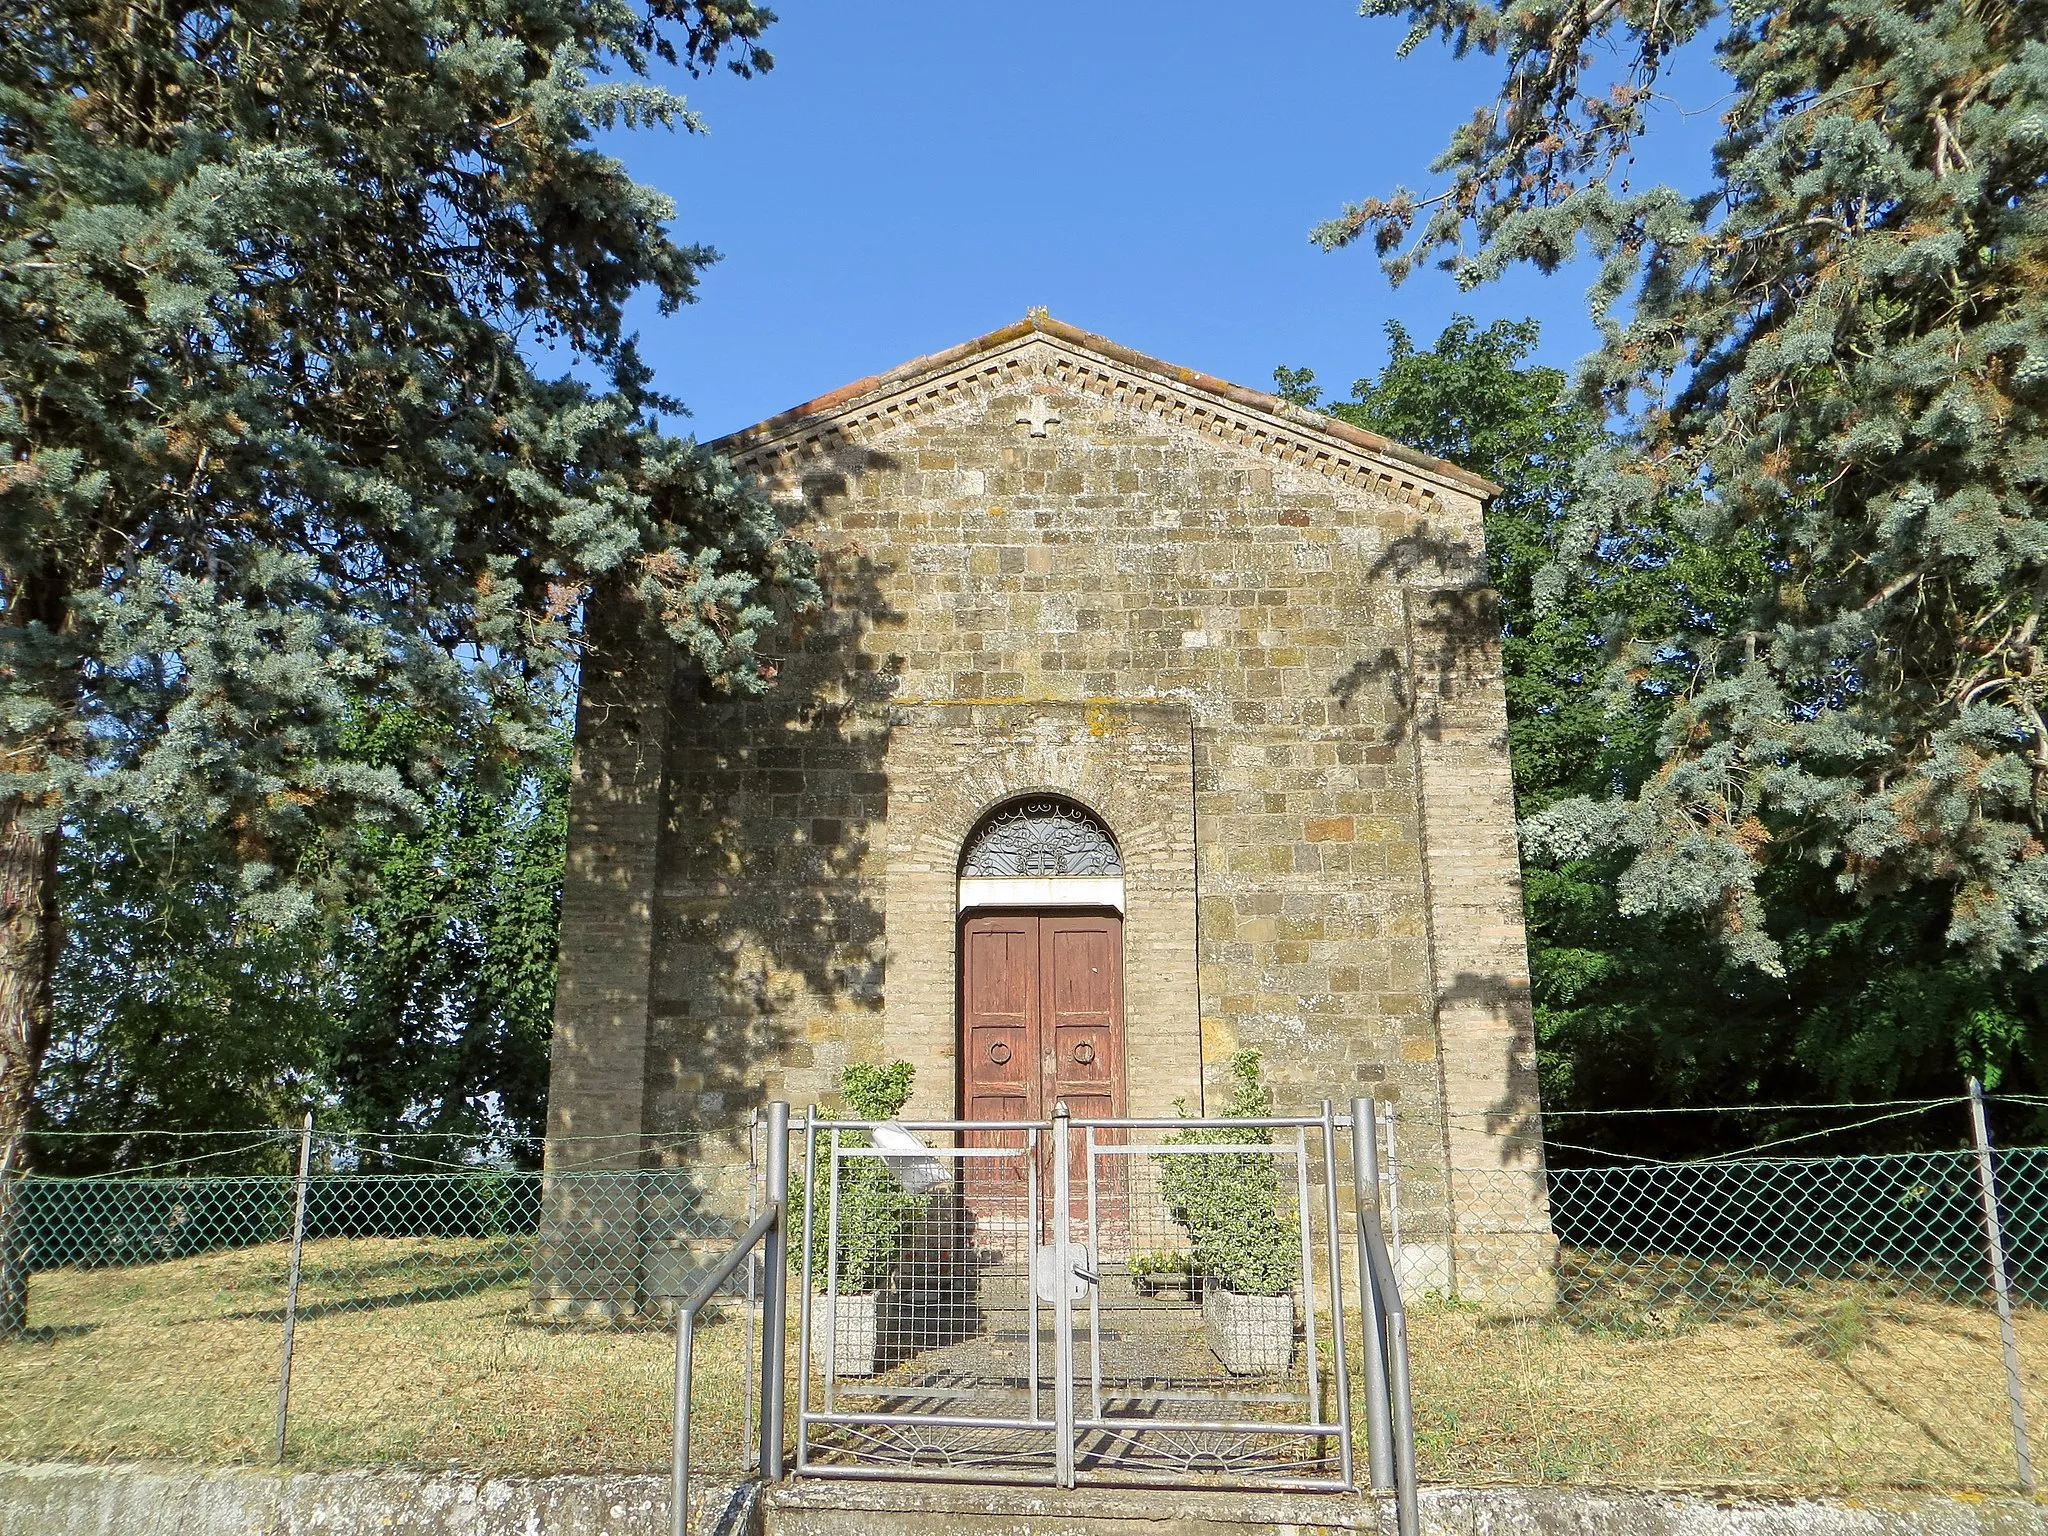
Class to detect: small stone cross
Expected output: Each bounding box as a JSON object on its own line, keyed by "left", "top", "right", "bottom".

{"left": 1016, "top": 395, "right": 1062, "bottom": 437}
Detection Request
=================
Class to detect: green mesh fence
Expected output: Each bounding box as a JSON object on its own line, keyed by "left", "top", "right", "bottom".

{"left": 1406, "top": 1145, "right": 2041, "bottom": 1491}
{"left": 0, "top": 1135, "right": 765, "bottom": 1474}
{"left": 1547, "top": 1152, "right": 2001, "bottom": 1301}
{"left": 0, "top": 1122, "right": 2042, "bottom": 1490}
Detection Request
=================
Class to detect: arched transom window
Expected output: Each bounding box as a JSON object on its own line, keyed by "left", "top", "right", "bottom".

{"left": 958, "top": 796, "right": 1124, "bottom": 911}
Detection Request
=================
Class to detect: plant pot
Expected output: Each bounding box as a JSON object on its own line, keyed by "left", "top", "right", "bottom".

{"left": 1202, "top": 1284, "right": 1295, "bottom": 1376}
{"left": 810, "top": 1290, "right": 880, "bottom": 1378}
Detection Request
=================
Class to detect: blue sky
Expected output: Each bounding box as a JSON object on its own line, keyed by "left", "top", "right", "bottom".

{"left": 604, "top": 2, "right": 1727, "bottom": 442}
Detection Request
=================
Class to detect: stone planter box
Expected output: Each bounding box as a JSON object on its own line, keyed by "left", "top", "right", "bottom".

{"left": 1201, "top": 1285, "right": 1295, "bottom": 1376}
{"left": 809, "top": 1291, "right": 880, "bottom": 1378}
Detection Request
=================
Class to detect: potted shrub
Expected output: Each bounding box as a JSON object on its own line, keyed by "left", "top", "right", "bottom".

{"left": 791, "top": 1062, "right": 923, "bottom": 1377}
{"left": 1156, "top": 1050, "right": 1299, "bottom": 1376}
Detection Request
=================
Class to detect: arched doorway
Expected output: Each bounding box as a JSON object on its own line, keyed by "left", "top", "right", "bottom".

{"left": 956, "top": 798, "right": 1126, "bottom": 1229}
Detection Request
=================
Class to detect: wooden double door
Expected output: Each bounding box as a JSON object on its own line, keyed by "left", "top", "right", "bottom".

{"left": 959, "top": 912, "right": 1124, "bottom": 1226}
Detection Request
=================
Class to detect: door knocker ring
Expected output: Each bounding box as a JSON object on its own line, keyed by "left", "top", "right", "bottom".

{"left": 1073, "top": 1041, "right": 1096, "bottom": 1065}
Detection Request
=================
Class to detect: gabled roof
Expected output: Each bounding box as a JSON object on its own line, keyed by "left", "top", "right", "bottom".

{"left": 708, "top": 311, "right": 1501, "bottom": 503}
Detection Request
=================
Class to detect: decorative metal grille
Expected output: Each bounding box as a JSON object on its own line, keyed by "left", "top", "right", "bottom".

{"left": 960, "top": 798, "right": 1121, "bottom": 878}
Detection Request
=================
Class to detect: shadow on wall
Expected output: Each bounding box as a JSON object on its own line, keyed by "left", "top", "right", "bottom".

{"left": 533, "top": 457, "right": 910, "bottom": 1320}
{"left": 1325, "top": 517, "right": 1542, "bottom": 1175}
{"left": 1439, "top": 969, "right": 1544, "bottom": 1169}
{"left": 647, "top": 457, "right": 908, "bottom": 1148}
{"left": 1328, "top": 519, "right": 1503, "bottom": 753}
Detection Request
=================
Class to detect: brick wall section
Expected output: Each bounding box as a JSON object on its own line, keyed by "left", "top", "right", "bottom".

{"left": 542, "top": 320, "right": 1552, "bottom": 1309}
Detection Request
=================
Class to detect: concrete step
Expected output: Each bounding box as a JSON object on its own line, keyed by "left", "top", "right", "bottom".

{"left": 0, "top": 1464, "right": 2039, "bottom": 1536}
{"left": 762, "top": 1477, "right": 2048, "bottom": 1536}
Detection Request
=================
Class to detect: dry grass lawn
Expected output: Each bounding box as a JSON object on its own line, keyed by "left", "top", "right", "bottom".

{"left": 0, "top": 1235, "right": 757, "bottom": 1474}
{"left": 1405, "top": 1293, "right": 2044, "bottom": 1489}
{"left": 1, "top": 1237, "right": 2041, "bottom": 1490}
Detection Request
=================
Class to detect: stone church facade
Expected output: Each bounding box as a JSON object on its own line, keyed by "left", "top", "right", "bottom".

{"left": 538, "top": 314, "right": 1550, "bottom": 1311}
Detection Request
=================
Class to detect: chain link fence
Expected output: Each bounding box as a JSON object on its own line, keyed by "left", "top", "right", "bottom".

{"left": 1, "top": 1100, "right": 2045, "bottom": 1494}
{"left": 1408, "top": 1101, "right": 2043, "bottom": 1491}
{"left": 0, "top": 1129, "right": 765, "bottom": 1474}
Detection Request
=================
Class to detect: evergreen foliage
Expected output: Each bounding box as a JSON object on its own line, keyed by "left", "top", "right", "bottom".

{"left": 1285, "top": 317, "right": 2048, "bottom": 1150}
{"left": 0, "top": 0, "right": 813, "bottom": 1178}
{"left": 1316, "top": 0, "right": 2048, "bottom": 982}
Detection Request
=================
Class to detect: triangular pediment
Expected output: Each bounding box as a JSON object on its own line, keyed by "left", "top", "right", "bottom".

{"left": 707, "top": 312, "right": 1498, "bottom": 507}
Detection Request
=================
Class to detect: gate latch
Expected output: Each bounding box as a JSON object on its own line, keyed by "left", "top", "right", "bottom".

{"left": 1073, "top": 1267, "right": 1100, "bottom": 1286}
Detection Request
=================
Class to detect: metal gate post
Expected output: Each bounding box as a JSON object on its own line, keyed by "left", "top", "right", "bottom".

{"left": 742, "top": 1114, "right": 759, "bottom": 1472}
{"left": 1296, "top": 1126, "right": 1321, "bottom": 1432}
{"left": 1086, "top": 1124, "right": 1104, "bottom": 1423}
{"left": 1028, "top": 1126, "right": 1042, "bottom": 1425}
{"left": 760, "top": 1101, "right": 791, "bottom": 1481}
{"left": 1052, "top": 1102, "right": 1076, "bottom": 1488}
{"left": 794, "top": 1107, "right": 817, "bottom": 1472}
{"left": 1351, "top": 1097, "right": 1394, "bottom": 1492}
{"left": 1321, "top": 1101, "right": 1355, "bottom": 1490}
{"left": 1969, "top": 1078, "right": 2036, "bottom": 1492}
{"left": 823, "top": 1128, "right": 842, "bottom": 1415}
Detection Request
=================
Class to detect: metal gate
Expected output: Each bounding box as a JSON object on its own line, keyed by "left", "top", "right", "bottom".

{"left": 792, "top": 1102, "right": 1357, "bottom": 1490}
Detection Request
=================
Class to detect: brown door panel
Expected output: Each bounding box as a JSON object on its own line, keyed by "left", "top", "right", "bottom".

{"left": 960, "top": 915, "right": 1040, "bottom": 1212}
{"left": 1040, "top": 917, "right": 1123, "bottom": 1117}
{"left": 1039, "top": 914, "right": 1124, "bottom": 1223}
{"left": 960, "top": 909, "right": 1125, "bottom": 1233}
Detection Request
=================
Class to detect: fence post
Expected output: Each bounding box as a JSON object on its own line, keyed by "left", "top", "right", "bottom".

{"left": 741, "top": 1111, "right": 759, "bottom": 1475}
{"left": 1968, "top": 1077, "right": 2035, "bottom": 1493}
{"left": 1051, "top": 1101, "right": 1075, "bottom": 1490}
{"left": 760, "top": 1100, "right": 791, "bottom": 1482}
{"left": 1351, "top": 1097, "right": 1395, "bottom": 1492}
{"left": 793, "top": 1108, "right": 817, "bottom": 1475}
{"left": 273, "top": 1112, "right": 314, "bottom": 1462}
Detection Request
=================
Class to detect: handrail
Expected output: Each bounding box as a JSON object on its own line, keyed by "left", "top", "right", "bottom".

{"left": 1351, "top": 1098, "right": 1418, "bottom": 1536}
{"left": 674, "top": 1101, "right": 789, "bottom": 1536}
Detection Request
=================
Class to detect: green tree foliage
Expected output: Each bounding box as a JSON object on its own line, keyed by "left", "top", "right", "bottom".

{"left": 39, "top": 808, "right": 333, "bottom": 1172}
{"left": 324, "top": 710, "right": 569, "bottom": 1154}
{"left": 0, "top": 0, "right": 815, "bottom": 1187}
{"left": 1315, "top": 0, "right": 2048, "bottom": 985}
{"left": 34, "top": 712, "right": 572, "bottom": 1172}
{"left": 1285, "top": 318, "right": 2048, "bottom": 1152}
